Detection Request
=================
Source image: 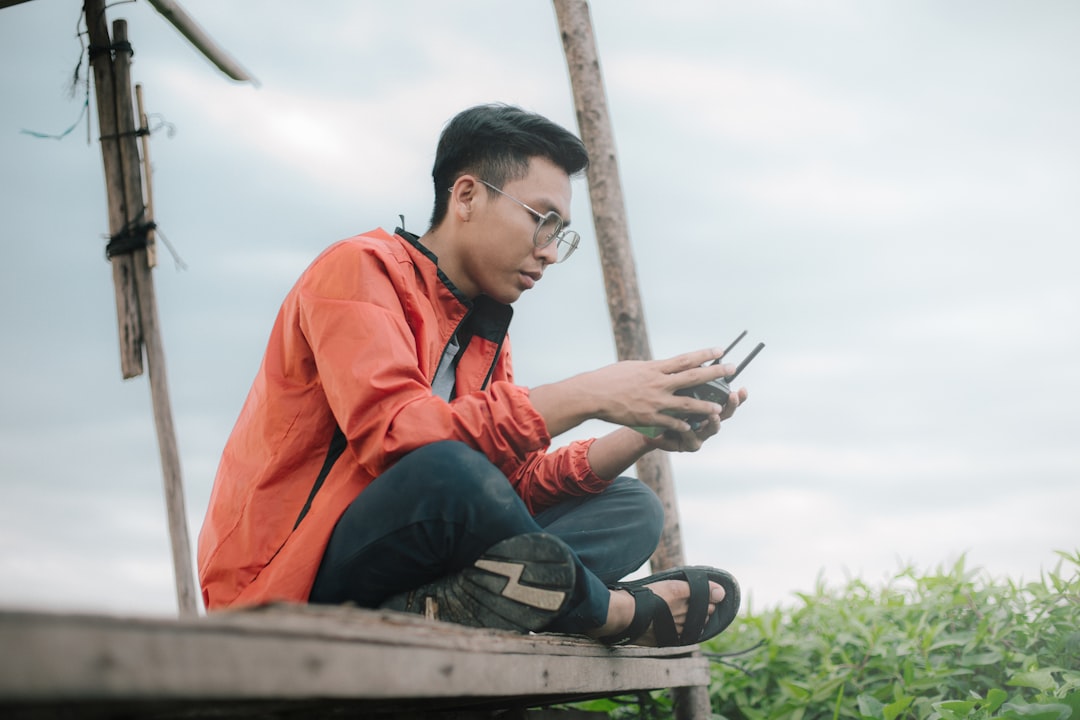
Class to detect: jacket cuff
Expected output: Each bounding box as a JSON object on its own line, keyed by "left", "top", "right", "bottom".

{"left": 569, "top": 437, "right": 612, "bottom": 494}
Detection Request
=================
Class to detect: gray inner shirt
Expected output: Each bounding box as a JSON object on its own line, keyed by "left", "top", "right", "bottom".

{"left": 431, "top": 332, "right": 461, "bottom": 401}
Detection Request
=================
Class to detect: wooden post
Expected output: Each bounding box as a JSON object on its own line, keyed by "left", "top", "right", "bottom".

{"left": 553, "top": 3, "right": 710, "bottom": 717}
{"left": 84, "top": 0, "right": 142, "bottom": 378}
{"left": 552, "top": 0, "right": 685, "bottom": 572}
{"left": 83, "top": 0, "right": 199, "bottom": 619}
{"left": 135, "top": 85, "right": 157, "bottom": 269}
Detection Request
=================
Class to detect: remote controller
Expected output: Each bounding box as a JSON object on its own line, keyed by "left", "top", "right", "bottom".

{"left": 634, "top": 330, "right": 765, "bottom": 437}
{"left": 675, "top": 330, "right": 765, "bottom": 413}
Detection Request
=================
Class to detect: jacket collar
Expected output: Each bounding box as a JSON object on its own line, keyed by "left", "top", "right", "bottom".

{"left": 395, "top": 227, "right": 514, "bottom": 345}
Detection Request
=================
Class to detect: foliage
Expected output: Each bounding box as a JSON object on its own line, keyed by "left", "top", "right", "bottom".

{"left": 574, "top": 550, "right": 1080, "bottom": 720}
{"left": 708, "top": 550, "right": 1080, "bottom": 720}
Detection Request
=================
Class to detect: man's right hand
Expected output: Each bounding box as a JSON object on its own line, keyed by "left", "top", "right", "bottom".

{"left": 529, "top": 347, "right": 742, "bottom": 438}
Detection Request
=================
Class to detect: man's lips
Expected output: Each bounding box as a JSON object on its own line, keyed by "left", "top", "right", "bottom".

{"left": 520, "top": 270, "right": 542, "bottom": 289}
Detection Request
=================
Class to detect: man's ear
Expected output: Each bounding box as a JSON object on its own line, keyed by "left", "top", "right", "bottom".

{"left": 449, "top": 176, "right": 479, "bottom": 222}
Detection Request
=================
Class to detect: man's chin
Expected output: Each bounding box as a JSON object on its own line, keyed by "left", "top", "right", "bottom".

{"left": 487, "top": 287, "right": 525, "bottom": 305}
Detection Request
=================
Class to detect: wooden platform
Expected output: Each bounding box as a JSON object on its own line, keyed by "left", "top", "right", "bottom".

{"left": 0, "top": 603, "right": 709, "bottom": 718}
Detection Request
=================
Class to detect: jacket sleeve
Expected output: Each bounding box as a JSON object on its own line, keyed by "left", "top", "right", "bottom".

{"left": 481, "top": 341, "right": 613, "bottom": 514}
{"left": 295, "top": 242, "right": 552, "bottom": 480}
{"left": 503, "top": 436, "right": 612, "bottom": 514}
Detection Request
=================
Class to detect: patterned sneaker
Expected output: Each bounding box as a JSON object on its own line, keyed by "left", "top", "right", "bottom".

{"left": 379, "top": 533, "right": 576, "bottom": 632}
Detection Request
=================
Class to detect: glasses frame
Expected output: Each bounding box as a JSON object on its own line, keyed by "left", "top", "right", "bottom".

{"left": 468, "top": 179, "right": 580, "bottom": 263}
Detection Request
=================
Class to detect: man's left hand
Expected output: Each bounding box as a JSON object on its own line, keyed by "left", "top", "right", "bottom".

{"left": 647, "top": 387, "right": 748, "bottom": 452}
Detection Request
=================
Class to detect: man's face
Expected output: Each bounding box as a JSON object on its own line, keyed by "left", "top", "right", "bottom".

{"left": 459, "top": 156, "right": 572, "bottom": 304}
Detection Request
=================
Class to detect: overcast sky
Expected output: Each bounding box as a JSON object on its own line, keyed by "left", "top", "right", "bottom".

{"left": 1, "top": 0, "right": 1077, "bottom": 617}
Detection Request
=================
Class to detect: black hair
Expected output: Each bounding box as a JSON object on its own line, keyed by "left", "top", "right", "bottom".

{"left": 428, "top": 104, "right": 589, "bottom": 228}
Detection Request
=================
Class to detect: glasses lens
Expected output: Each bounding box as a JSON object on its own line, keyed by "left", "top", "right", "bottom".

{"left": 555, "top": 230, "right": 580, "bottom": 263}
{"left": 533, "top": 212, "right": 564, "bottom": 249}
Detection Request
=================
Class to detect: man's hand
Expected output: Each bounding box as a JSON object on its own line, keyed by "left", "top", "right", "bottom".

{"left": 583, "top": 348, "right": 741, "bottom": 431}
{"left": 647, "top": 385, "right": 748, "bottom": 453}
{"left": 529, "top": 347, "right": 748, "bottom": 439}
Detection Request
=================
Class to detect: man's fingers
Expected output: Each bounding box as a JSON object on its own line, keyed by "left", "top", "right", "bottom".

{"left": 719, "top": 387, "right": 749, "bottom": 421}
{"left": 657, "top": 347, "right": 726, "bottom": 374}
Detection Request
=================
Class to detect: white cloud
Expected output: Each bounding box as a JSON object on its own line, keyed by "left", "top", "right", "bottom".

{"left": 890, "top": 288, "right": 1080, "bottom": 350}
{"left": 158, "top": 68, "right": 428, "bottom": 203}
{"left": 723, "top": 166, "right": 912, "bottom": 220}
{"left": 607, "top": 54, "right": 872, "bottom": 147}
{"left": 678, "top": 483, "right": 1080, "bottom": 609}
{"left": 676, "top": 441, "right": 978, "bottom": 482}
{"left": 214, "top": 246, "right": 319, "bottom": 284}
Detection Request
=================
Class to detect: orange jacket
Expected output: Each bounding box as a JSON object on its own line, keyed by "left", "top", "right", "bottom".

{"left": 198, "top": 229, "right": 607, "bottom": 610}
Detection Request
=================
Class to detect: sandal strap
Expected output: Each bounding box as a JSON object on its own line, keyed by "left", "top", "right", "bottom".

{"left": 598, "top": 585, "right": 679, "bottom": 646}
{"left": 598, "top": 585, "right": 650, "bottom": 645}
{"left": 639, "top": 586, "right": 679, "bottom": 646}
{"left": 681, "top": 567, "right": 710, "bottom": 643}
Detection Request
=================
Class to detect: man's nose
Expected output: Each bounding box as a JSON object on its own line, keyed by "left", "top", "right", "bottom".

{"left": 535, "top": 239, "right": 559, "bottom": 265}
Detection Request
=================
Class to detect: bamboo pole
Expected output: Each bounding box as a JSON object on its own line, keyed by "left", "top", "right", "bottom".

{"left": 84, "top": 0, "right": 142, "bottom": 379}
{"left": 135, "top": 85, "right": 157, "bottom": 269}
{"left": 145, "top": 0, "right": 257, "bottom": 85}
{"left": 553, "top": 3, "right": 710, "bottom": 717}
{"left": 84, "top": 0, "right": 199, "bottom": 618}
{"left": 111, "top": 18, "right": 198, "bottom": 620}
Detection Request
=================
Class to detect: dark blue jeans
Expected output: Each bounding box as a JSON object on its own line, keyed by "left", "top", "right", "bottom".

{"left": 309, "top": 440, "right": 665, "bottom": 633}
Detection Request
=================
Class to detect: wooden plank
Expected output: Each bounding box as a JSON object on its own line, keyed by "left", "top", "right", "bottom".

{"left": 202, "top": 603, "right": 698, "bottom": 658}
{"left": 0, "top": 607, "right": 707, "bottom": 714}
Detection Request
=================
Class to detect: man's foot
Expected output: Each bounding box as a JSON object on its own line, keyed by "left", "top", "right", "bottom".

{"left": 379, "top": 533, "right": 576, "bottom": 633}
{"left": 589, "top": 566, "right": 740, "bottom": 647}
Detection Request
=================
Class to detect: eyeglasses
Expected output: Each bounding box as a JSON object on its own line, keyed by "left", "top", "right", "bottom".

{"left": 468, "top": 179, "right": 580, "bottom": 263}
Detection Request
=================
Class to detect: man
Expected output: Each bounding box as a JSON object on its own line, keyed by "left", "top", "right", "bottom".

{"left": 198, "top": 104, "right": 748, "bottom": 647}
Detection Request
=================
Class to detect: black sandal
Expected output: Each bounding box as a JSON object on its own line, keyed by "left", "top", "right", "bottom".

{"left": 599, "top": 566, "right": 740, "bottom": 647}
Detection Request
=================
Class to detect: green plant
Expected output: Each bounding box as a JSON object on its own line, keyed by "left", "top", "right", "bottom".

{"left": 706, "top": 550, "right": 1080, "bottom": 720}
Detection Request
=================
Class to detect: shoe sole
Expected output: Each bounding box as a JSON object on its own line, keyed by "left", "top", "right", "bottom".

{"left": 381, "top": 532, "right": 576, "bottom": 632}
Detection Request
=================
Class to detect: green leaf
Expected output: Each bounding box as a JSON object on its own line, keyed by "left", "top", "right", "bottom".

{"left": 858, "top": 694, "right": 885, "bottom": 720}
{"left": 884, "top": 695, "right": 915, "bottom": 720}
{"left": 963, "top": 651, "right": 1004, "bottom": 666}
{"left": 986, "top": 688, "right": 1009, "bottom": 713}
{"left": 780, "top": 680, "right": 812, "bottom": 702}
{"left": 937, "top": 699, "right": 978, "bottom": 720}
{"left": 1009, "top": 669, "right": 1060, "bottom": 693}
{"left": 833, "top": 685, "right": 846, "bottom": 720}
{"left": 1063, "top": 692, "right": 1080, "bottom": 719}
{"left": 998, "top": 702, "right": 1073, "bottom": 720}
